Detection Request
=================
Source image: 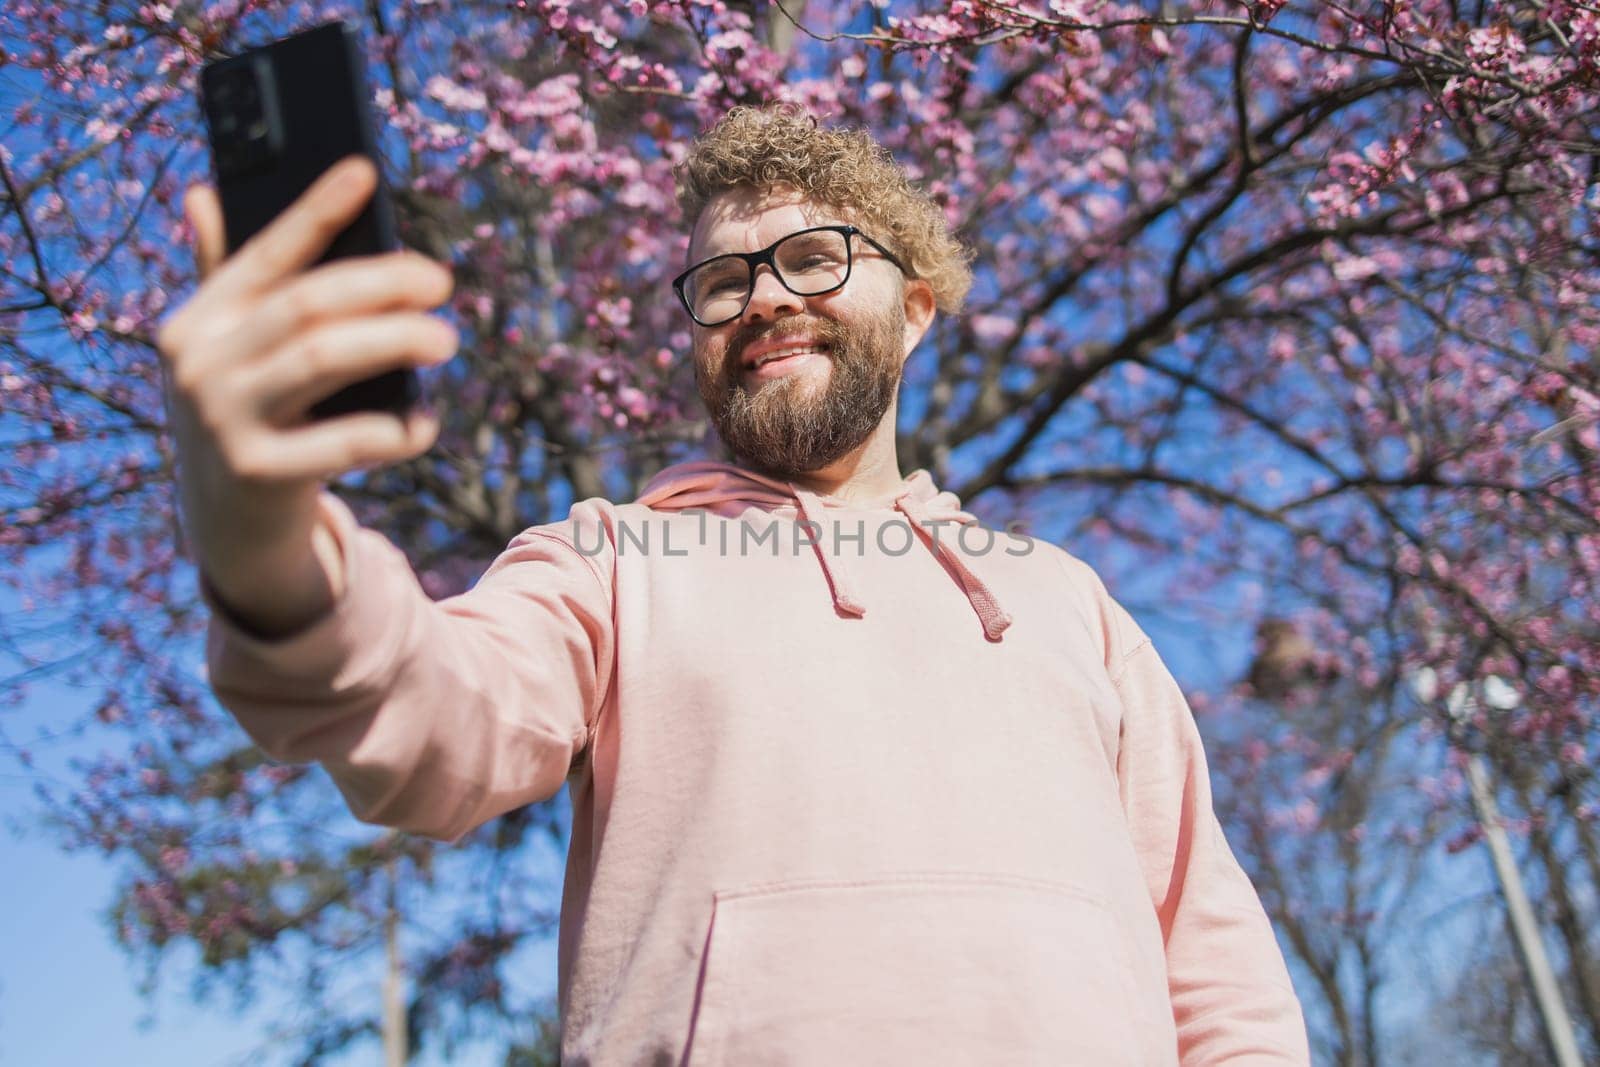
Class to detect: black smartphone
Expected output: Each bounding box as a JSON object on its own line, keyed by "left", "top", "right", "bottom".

{"left": 199, "top": 19, "right": 419, "bottom": 420}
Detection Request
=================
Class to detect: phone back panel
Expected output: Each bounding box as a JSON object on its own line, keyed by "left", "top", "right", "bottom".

{"left": 202, "top": 20, "right": 397, "bottom": 260}
{"left": 200, "top": 20, "right": 415, "bottom": 417}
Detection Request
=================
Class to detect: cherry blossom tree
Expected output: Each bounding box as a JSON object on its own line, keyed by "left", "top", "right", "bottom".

{"left": 2, "top": 0, "right": 1596, "bottom": 1060}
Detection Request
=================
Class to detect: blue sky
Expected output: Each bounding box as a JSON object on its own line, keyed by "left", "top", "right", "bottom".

{"left": 0, "top": 668, "right": 558, "bottom": 1066}
{"left": 1, "top": 675, "right": 290, "bottom": 1066}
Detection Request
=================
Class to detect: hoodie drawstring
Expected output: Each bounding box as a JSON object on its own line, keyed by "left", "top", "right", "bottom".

{"left": 792, "top": 486, "right": 867, "bottom": 619}
{"left": 793, "top": 484, "right": 1012, "bottom": 642}
{"left": 894, "top": 493, "right": 1014, "bottom": 642}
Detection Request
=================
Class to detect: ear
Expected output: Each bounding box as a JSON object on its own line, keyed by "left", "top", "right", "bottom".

{"left": 900, "top": 278, "right": 937, "bottom": 361}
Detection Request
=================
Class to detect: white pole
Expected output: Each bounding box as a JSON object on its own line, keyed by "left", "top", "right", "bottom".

{"left": 1461, "top": 747, "right": 1584, "bottom": 1067}
{"left": 1415, "top": 670, "right": 1586, "bottom": 1067}
{"left": 383, "top": 852, "right": 407, "bottom": 1067}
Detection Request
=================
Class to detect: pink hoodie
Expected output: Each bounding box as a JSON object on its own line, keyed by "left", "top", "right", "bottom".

{"left": 205, "top": 461, "right": 1310, "bottom": 1065}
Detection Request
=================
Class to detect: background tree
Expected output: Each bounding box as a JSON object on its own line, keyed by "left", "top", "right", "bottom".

{"left": 2, "top": 0, "right": 1596, "bottom": 1061}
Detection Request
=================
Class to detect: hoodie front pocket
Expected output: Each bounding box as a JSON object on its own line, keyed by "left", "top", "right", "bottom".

{"left": 683, "top": 871, "right": 1146, "bottom": 1067}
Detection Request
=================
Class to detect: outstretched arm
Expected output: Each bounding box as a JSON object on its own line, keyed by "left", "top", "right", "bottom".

{"left": 205, "top": 491, "right": 614, "bottom": 842}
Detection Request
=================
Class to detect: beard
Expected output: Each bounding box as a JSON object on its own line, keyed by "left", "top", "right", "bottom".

{"left": 694, "top": 303, "right": 906, "bottom": 481}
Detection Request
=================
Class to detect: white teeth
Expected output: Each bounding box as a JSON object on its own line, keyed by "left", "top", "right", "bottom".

{"left": 753, "top": 344, "right": 826, "bottom": 368}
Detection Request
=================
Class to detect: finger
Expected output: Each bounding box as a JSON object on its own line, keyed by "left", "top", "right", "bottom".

{"left": 250, "top": 408, "right": 440, "bottom": 483}
{"left": 184, "top": 184, "right": 228, "bottom": 280}
{"left": 249, "top": 312, "right": 458, "bottom": 421}
{"left": 233, "top": 252, "right": 454, "bottom": 361}
{"left": 205, "top": 155, "right": 377, "bottom": 303}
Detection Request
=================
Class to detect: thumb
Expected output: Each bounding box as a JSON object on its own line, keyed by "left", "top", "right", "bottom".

{"left": 183, "top": 183, "right": 227, "bottom": 280}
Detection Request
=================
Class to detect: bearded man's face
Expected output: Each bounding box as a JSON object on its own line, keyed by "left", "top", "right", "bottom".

{"left": 687, "top": 188, "right": 916, "bottom": 481}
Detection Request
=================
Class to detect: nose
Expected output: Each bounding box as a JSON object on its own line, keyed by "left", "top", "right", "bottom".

{"left": 740, "top": 262, "right": 804, "bottom": 323}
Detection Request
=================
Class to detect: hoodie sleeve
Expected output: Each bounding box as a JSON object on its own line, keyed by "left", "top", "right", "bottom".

{"left": 1106, "top": 606, "right": 1311, "bottom": 1065}
{"left": 203, "top": 491, "right": 614, "bottom": 843}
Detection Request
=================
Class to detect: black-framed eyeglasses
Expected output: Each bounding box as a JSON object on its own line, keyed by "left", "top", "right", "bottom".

{"left": 671, "top": 224, "right": 908, "bottom": 327}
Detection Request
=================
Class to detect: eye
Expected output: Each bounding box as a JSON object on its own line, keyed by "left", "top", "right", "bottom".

{"left": 778, "top": 234, "right": 848, "bottom": 273}
{"left": 694, "top": 261, "right": 746, "bottom": 296}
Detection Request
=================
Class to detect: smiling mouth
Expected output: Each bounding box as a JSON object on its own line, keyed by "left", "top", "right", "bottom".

{"left": 744, "top": 342, "right": 830, "bottom": 371}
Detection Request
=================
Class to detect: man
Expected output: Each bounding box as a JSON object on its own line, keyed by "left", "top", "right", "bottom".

{"left": 161, "top": 104, "right": 1310, "bottom": 1064}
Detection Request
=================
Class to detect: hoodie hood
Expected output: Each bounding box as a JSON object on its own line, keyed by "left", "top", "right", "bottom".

{"left": 635, "top": 461, "right": 1013, "bottom": 641}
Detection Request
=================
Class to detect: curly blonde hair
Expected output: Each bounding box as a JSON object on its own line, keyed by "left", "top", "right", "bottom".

{"left": 675, "top": 104, "right": 974, "bottom": 314}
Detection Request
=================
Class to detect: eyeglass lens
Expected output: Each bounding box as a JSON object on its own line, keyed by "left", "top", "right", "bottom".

{"left": 683, "top": 229, "right": 852, "bottom": 324}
